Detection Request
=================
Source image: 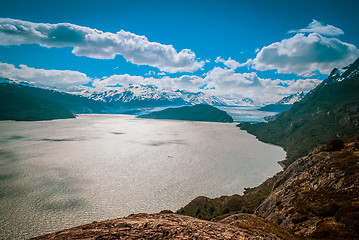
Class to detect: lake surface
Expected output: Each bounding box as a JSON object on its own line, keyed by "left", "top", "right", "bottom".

{"left": 111, "top": 105, "right": 280, "bottom": 123}
{"left": 0, "top": 114, "right": 285, "bottom": 239}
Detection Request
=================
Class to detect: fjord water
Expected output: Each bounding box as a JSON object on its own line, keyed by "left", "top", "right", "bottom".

{"left": 0, "top": 115, "right": 285, "bottom": 239}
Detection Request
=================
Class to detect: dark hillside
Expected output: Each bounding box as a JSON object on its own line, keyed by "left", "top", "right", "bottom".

{"left": 138, "top": 104, "right": 234, "bottom": 123}
{"left": 0, "top": 83, "right": 105, "bottom": 121}
{"left": 240, "top": 58, "right": 359, "bottom": 167}
{"left": 0, "top": 84, "right": 75, "bottom": 120}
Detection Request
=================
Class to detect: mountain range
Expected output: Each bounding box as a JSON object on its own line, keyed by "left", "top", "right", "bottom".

{"left": 240, "top": 57, "right": 359, "bottom": 167}
{"left": 259, "top": 92, "right": 306, "bottom": 113}
{"left": 0, "top": 78, "right": 259, "bottom": 121}
{"left": 86, "top": 84, "right": 229, "bottom": 109}
{"left": 86, "top": 84, "right": 257, "bottom": 109}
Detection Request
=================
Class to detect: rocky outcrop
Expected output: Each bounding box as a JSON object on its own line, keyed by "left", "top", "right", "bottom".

{"left": 31, "top": 212, "right": 294, "bottom": 239}
{"left": 256, "top": 139, "right": 359, "bottom": 239}
{"left": 218, "top": 213, "right": 297, "bottom": 240}
{"left": 177, "top": 172, "right": 282, "bottom": 220}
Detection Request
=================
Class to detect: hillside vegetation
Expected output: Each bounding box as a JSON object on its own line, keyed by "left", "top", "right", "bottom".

{"left": 0, "top": 84, "right": 75, "bottom": 121}
{"left": 240, "top": 58, "right": 359, "bottom": 167}
{"left": 0, "top": 83, "right": 104, "bottom": 121}
{"left": 138, "top": 104, "right": 234, "bottom": 123}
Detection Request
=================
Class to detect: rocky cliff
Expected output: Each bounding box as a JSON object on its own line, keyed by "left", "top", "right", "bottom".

{"left": 176, "top": 137, "right": 359, "bottom": 239}
{"left": 256, "top": 138, "right": 359, "bottom": 239}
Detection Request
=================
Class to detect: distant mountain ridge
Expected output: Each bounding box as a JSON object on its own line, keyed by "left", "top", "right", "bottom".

{"left": 0, "top": 78, "right": 255, "bottom": 121}
{"left": 240, "top": 57, "right": 359, "bottom": 167}
{"left": 259, "top": 92, "right": 306, "bottom": 112}
{"left": 87, "top": 84, "right": 227, "bottom": 109}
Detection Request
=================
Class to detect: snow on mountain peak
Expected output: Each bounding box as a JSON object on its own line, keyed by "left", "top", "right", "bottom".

{"left": 277, "top": 92, "right": 306, "bottom": 105}
{"left": 88, "top": 84, "right": 226, "bottom": 106}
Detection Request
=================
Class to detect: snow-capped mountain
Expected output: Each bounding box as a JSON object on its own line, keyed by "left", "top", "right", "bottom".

{"left": 174, "top": 90, "right": 226, "bottom": 105}
{"left": 0, "top": 77, "right": 34, "bottom": 87}
{"left": 87, "top": 84, "right": 226, "bottom": 109}
{"left": 320, "top": 59, "right": 359, "bottom": 86}
{"left": 259, "top": 92, "right": 306, "bottom": 112}
{"left": 277, "top": 92, "right": 306, "bottom": 105}
{"left": 220, "top": 97, "right": 255, "bottom": 106}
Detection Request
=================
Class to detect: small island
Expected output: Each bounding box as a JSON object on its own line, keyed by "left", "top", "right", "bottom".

{"left": 137, "top": 104, "right": 234, "bottom": 123}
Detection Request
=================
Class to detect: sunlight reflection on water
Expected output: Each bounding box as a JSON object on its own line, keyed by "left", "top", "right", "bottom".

{"left": 0, "top": 114, "right": 285, "bottom": 239}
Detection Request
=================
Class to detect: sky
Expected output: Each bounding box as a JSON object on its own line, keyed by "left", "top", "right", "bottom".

{"left": 0, "top": 0, "right": 358, "bottom": 104}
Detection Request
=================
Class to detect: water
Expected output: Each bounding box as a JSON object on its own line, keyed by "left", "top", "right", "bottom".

{"left": 0, "top": 114, "right": 285, "bottom": 239}
{"left": 218, "top": 106, "right": 279, "bottom": 122}
{"left": 104, "top": 105, "right": 279, "bottom": 123}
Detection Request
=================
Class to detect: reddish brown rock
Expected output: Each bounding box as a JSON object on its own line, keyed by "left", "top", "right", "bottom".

{"left": 256, "top": 141, "right": 359, "bottom": 239}
{"left": 31, "top": 213, "right": 292, "bottom": 239}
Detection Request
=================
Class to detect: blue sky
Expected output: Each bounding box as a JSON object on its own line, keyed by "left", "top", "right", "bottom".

{"left": 0, "top": 0, "right": 358, "bottom": 103}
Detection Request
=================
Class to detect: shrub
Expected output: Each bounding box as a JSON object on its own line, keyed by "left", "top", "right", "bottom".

{"left": 326, "top": 138, "right": 345, "bottom": 151}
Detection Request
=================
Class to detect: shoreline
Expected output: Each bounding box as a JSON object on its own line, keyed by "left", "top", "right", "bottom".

{"left": 1, "top": 115, "right": 284, "bottom": 240}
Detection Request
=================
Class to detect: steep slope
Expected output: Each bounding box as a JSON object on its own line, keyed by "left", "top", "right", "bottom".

{"left": 178, "top": 137, "right": 359, "bottom": 239}
{"left": 137, "top": 104, "right": 234, "bottom": 122}
{"left": 256, "top": 138, "right": 359, "bottom": 239}
{"left": 240, "top": 58, "right": 359, "bottom": 167}
{"left": 259, "top": 92, "right": 306, "bottom": 112}
{"left": 177, "top": 172, "right": 282, "bottom": 220}
{"left": 0, "top": 82, "right": 104, "bottom": 121}
{"left": 0, "top": 84, "right": 75, "bottom": 121}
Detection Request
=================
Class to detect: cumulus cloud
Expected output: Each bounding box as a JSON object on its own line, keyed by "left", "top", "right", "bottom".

{"left": 0, "top": 61, "right": 322, "bottom": 104}
{"left": 0, "top": 62, "right": 90, "bottom": 90}
{"left": 0, "top": 18, "right": 204, "bottom": 73}
{"left": 92, "top": 73, "right": 204, "bottom": 93}
{"left": 199, "top": 67, "right": 321, "bottom": 103}
{"left": 215, "top": 57, "right": 242, "bottom": 69}
{"left": 289, "top": 19, "right": 344, "bottom": 36}
{"left": 92, "top": 67, "right": 322, "bottom": 103}
{"left": 251, "top": 33, "right": 359, "bottom": 76}
{"left": 282, "top": 78, "right": 322, "bottom": 93}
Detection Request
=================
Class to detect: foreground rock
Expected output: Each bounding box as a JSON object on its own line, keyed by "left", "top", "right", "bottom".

{"left": 31, "top": 213, "right": 294, "bottom": 239}
{"left": 137, "top": 104, "right": 234, "bottom": 123}
{"left": 256, "top": 139, "right": 359, "bottom": 239}
{"left": 177, "top": 173, "right": 282, "bottom": 220}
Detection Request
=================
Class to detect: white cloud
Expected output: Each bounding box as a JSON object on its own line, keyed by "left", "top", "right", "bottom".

{"left": 0, "top": 61, "right": 322, "bottom": 104}
{"left": 215, "top": 57, "right": 242, "bottom": 69}
{"left": 92, "top": 73, "right": 204, "bottom": 93}
{"left": 0, "top": 18, "right": 205, "bottom": 73}
{"left": 92, "top": 74, "right": 144, "bottom": 89}
{"left": 282, "top": 78, "right": 322, "bottom": 93}
{"left": 0, "top": 62, "right": 90, "bottom": 91}
{"left": 289, "top": 19, "right": 344, "bottom": 36}
{"left": 145, "top": 71, "right": 156, "bottom": 76}
{"left": 199, "top": 67, "right": 321, "bottom": 103}
{"left": 251, "top": 33, "right": 359, "bottom": 76}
